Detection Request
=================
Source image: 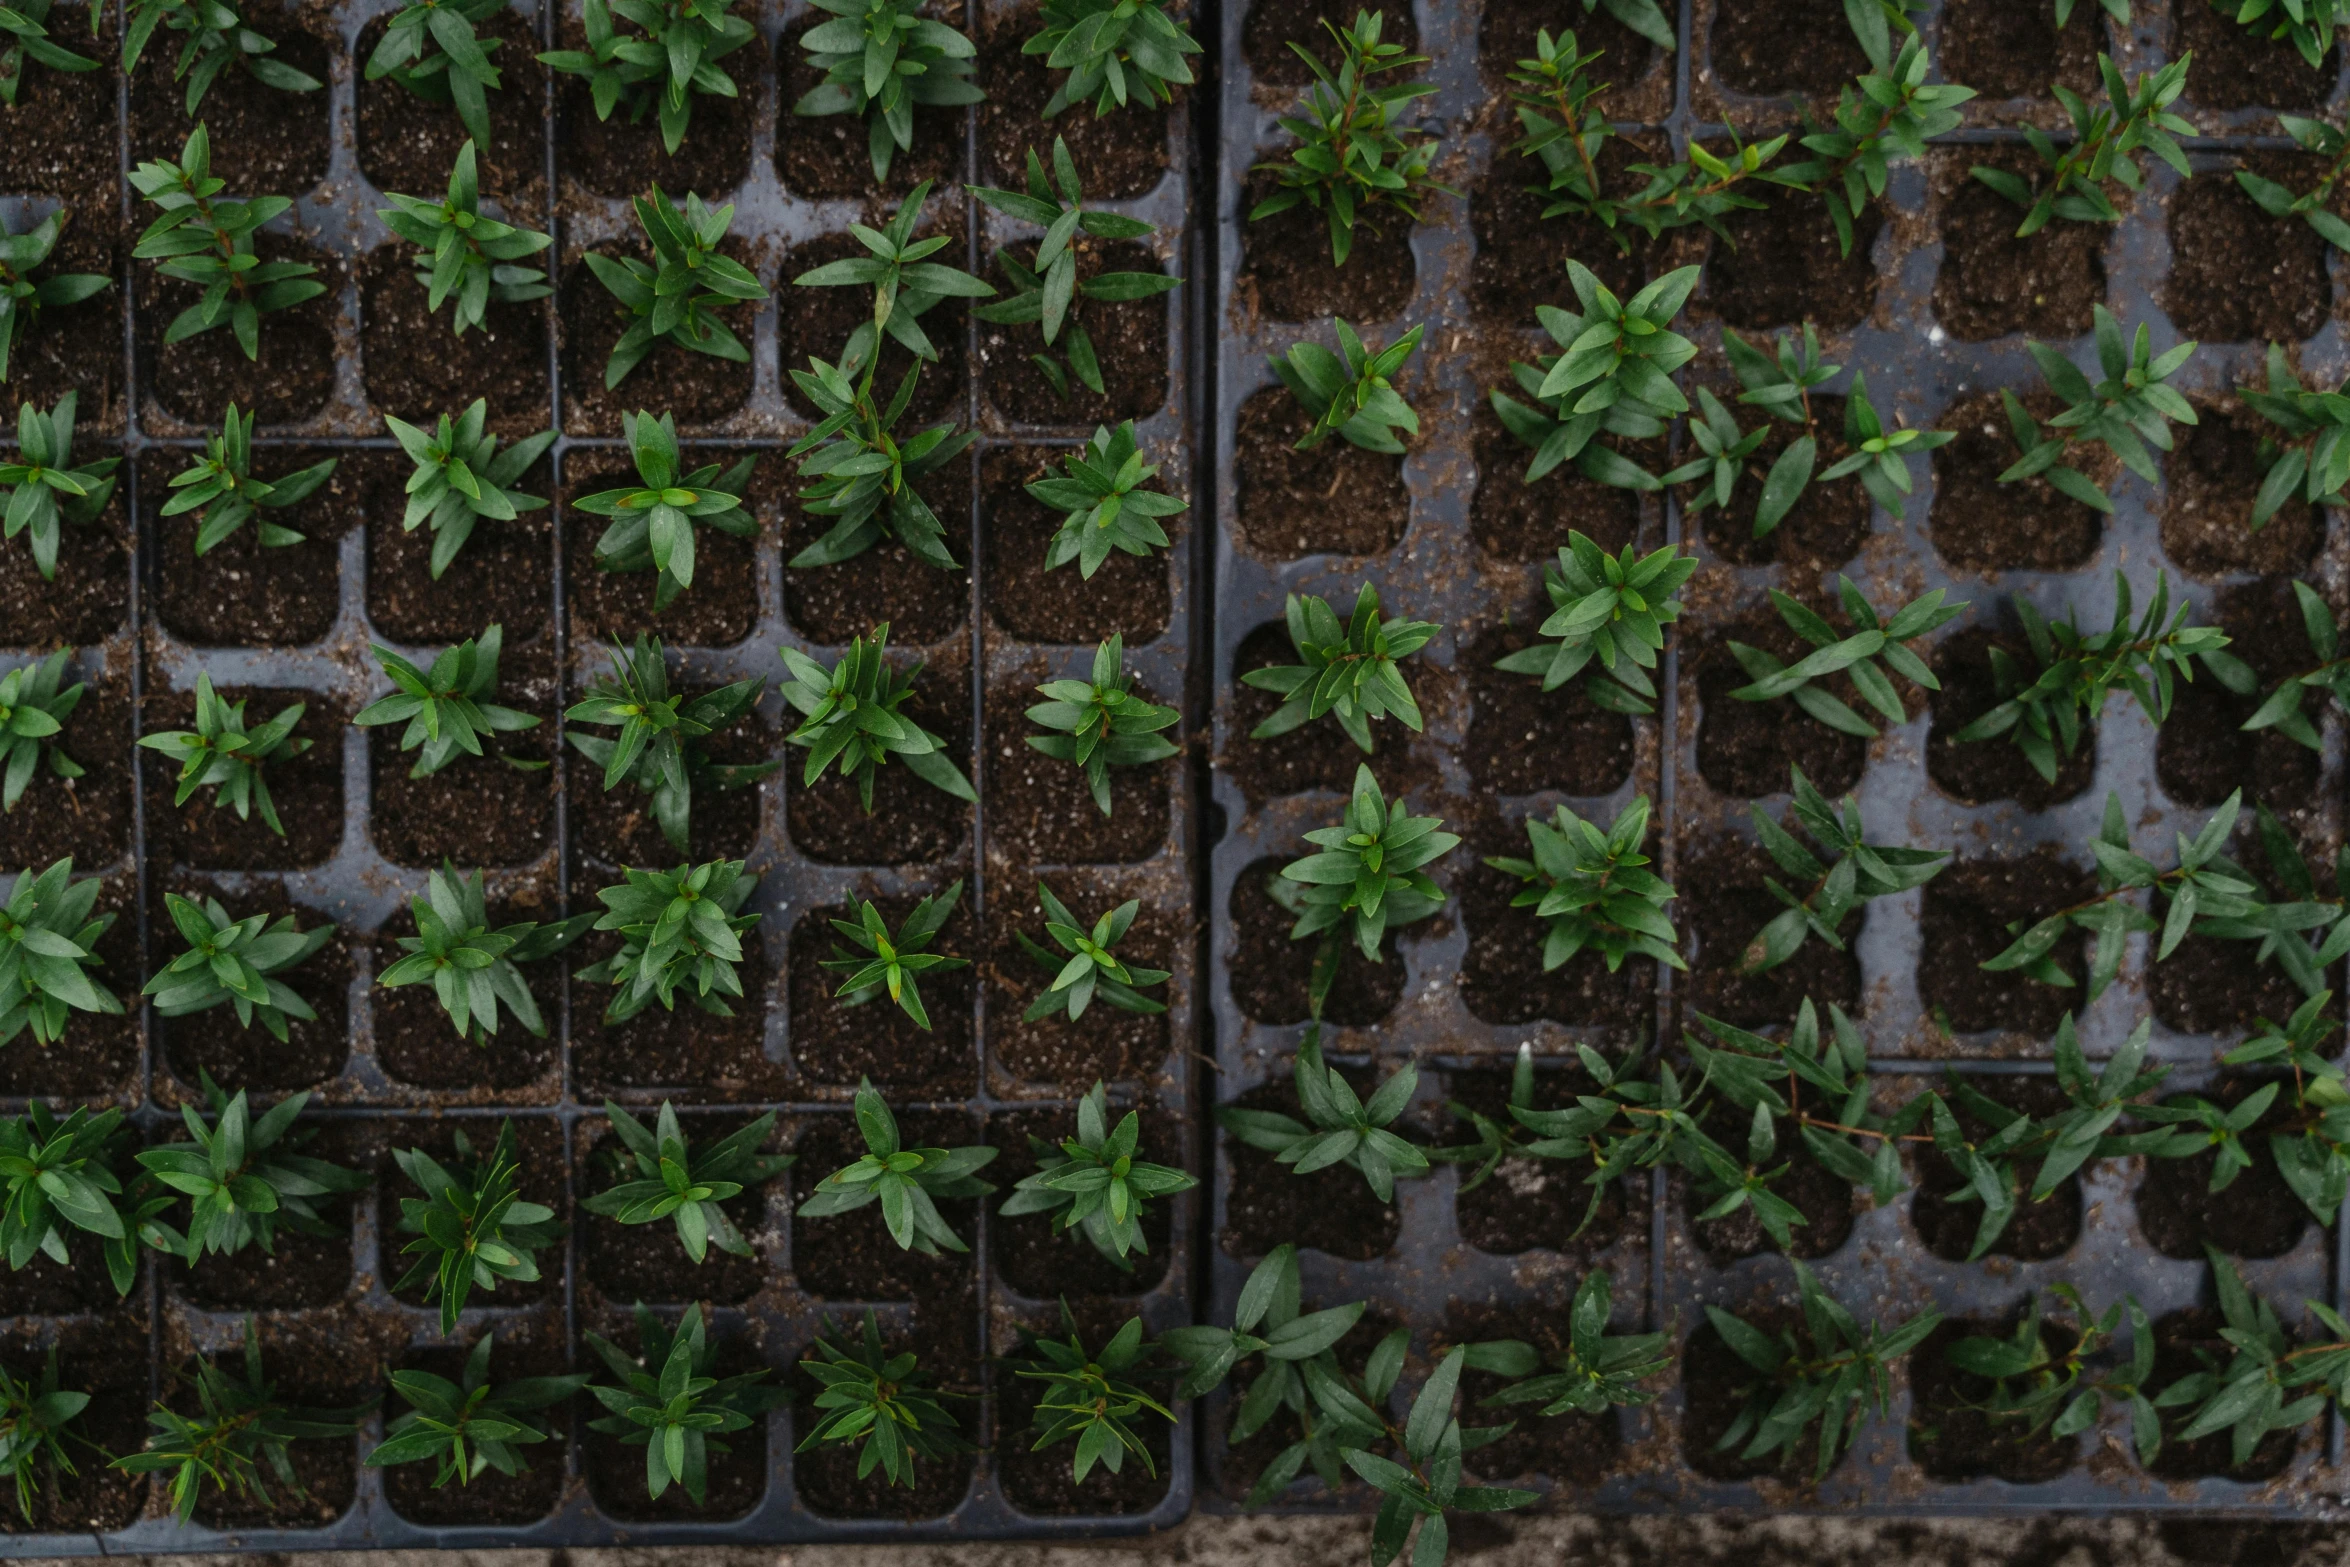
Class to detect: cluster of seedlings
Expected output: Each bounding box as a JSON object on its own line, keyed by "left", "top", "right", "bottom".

{"left": 0, "top": 0, "right": 1207, "bottom": 1534}
{"left": 10, "top": 0, "right": 2350, "bottom": 1551}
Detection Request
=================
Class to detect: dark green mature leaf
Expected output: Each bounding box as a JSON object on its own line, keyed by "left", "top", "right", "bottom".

{"left": 1245, "top": 584, "right": 1438, "bottom": 754}
{"left": 790, "top": 0, "right": 979, "bottom": 180}
{"left": 130, "top": 126, "right": 322, "bottom": 358}
{"left": 1486, "top": 794, "right": 1683, "bottom": 976}
{"left": 820, "top": 881, "right": 968, "bottom": 1032}
{"left": 798, "top": 1077, "right": 998, "bottom": 1254}
{"left": 1493, "top": 533, "right": 1695, "bottom": 715}
{"left": 565, "top": 634, "right": 775, "bottom": 855}
{"left": 0, "top": 216, "right": 110, "bottom": 388}
{"left": 1217, "top": 1028, "right": 1429, "bottom": 1203}
{"left": 1739, "top": 766, "right": 1947, "bottom": 974}
{"left": 1970, "top": 54, "right": 2190, "bottom": 235}
{"left": 574, "top": 859, "right": 763, "bottom": 1025}
{"left": 1727, "top": 580, "right": 1963, "bottom": 739}
{"left": 378, "top": 143, "right": 553, "bottom": 340}
{"left": 797, "top": 1310, "right": 968, "bottom": 1487}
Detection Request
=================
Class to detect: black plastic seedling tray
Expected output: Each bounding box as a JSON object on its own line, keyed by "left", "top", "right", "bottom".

{"left": 0, "top": 0, "right": 1205, "bottom": 1547}
{"left": 14, "top": 0, "right": 2350, "bottom": 1546}
{"left": 1205, "top": 0, "right": 2350, "bottom": 1522}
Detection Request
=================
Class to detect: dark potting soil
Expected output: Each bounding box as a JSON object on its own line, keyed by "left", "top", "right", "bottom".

{"left": 2172, "top": 0, "right": 2337, "bottom": 114}
{"left": 0, "top": 871, "right": 138, "bottom": 1099}
{"left": 1241, "top": 0, "right": 1417, "bottom": 88}
{"left": 1911, "top": 1075, "right": 2084, "bottom": 1262}
{"left": 573, "top": 930, "right": 784, "bottom": 1101}
{"left": 1915, "top": 850, "right": 2097, "bottom": 1037}
{"left": 1679, "top": 1306, "right": 1836, "bottom": 1482}
{"left": 176, "top": 1216, "right": 354, "bottom": 1312}
{"left": 557, "top": 254, "right": 755, "bottom": 434}
{"left": 1456, "top": 851, "right": 1654, "bottom": 1034}
{"left": 984, "top": 675, "right": 1173, "bottom": 865}
{"left": 1234, "top": 170, "right": 1420, "bottom": 325}
{"left": 1926, "top": 624, "right": 2098, "bottom": 810}
{"left": 1437, "top": 1065, "right": 1636, "bottom": 1257}
{"left": 0, "top": 212, "right": 123, "bottom": 433}
{"left": 359, "top": 246, "right": 552, "bottom": 433}
{"left": 1466, "top": 136, "right": 1671, "bottom": 326}
{"left": 1678, "top": 841, "right": 1864, "bottom": 1028}
{"left": 3, "top": 670, "right": 132, "bottom": 869}
{"left": 146, "top": 446, "right": 367, "bottom": 648}
{"left": 152, "top": 876, "right": 350, "bottom": 1094}
{"left": 1469, "top": 397, "right": 1649, "bottom": 561}
{"left": 370, "top": 736, "right": 557, "bottom": 871}
{"left": 782, "top": 464, "right": 975, "bottom": 649}
{"left": 2155, "top": 575, "right": 2322, "bottom": 815}
{"left": 788, "top": 1112, "right": 984, "bottom": 1305}
{"left": 1930, "top": 390, "right": 2113, "bottom": 572}
{"left": 2148, "top": 931, "right": 2319, "bottom": 1047}
{"left": 977, "top": 4, "right": 1172, "bottom": 200}
{"left": 1906, "top": 1312, "right": 2080, "bottom": 1484}
{"left": 141, "top": 685, "right": 348, "bottom": 872}
{"left": 995, "top": 1302, "right": 1173, "bottom": 1515}
{"left": 2137, "top": 1077, "right": 2311, "bottom": 1260}
{"left": 582, "top": 1318, "right": 770, "bottom": 1523}
{"left": 1705, "top": 0, "right": 1867, "bottom": 100}
{"left": 986, "top": 886, "right": 1173, "bottom": 1087}
{"left": 0, "top": 1237, "right": 132, "bottom": 1317}
{"left": 2145, "top": 1306, "right": 2299, "bottom": 1481}
{"left": 578, "top": 1119, "right": 773, "bottom": 1307}
{"left": 1218, "top": 1076, "right": 1401, "bottom": 1262}
{"left": 1225, "top": 854, "right": 1404, "bottom": 1027}
{"left": 2166, "top": 157, "right": 2335, "bottom": 345}
{"left": 989, "top": 1105, "right": 1175, "bottom": 1298}
{"left": 777, "top": 225, "right": 968, "bottom": 427}
{"left": 371, "top": 900, "right": 565, "bottom": 1094}
{"left": 136, "top": 233, "right": 340, "bottom": 430}
{"left": 1446, "top": 1300, "right": 1624, "bottom": 1488}
{"left": 1685, "top": 1109, "right": 1856, "bottom": 1263}
{"left": 1461, "top": 623, "right": 1633, "bottom": 796}
{"left": 1939, "top": 0, "right": 2104, "bottom": 101}
{"left": 1930, "top": 147, "right": 2109, "bottom": 343}
{"left": 1691, "top": 612, "right": 1869, "bottom": 801}
{"left": 368, "top": 638, "right": 557, "bottom": 869}
{"left": 363, "top": 457, "right": 556, "bottom": 647}
{"left": 129, "top": 20, "right": 331, "bottom": 192}
{"left": 381, "top": 1334, "right": 571, "bottom": 1526}
{"left": 980, "top": 445, "right": 1175, "bottom": 644}
{"left": 0, "top": 457, "right": 129, "bottom": 648}
{"left": 0, "top": 1, "right": 120, "bottom": 198}
{"left": 2162, "top": 401, "right": 2324, "bottom": 578}
{"left": 552, "top": 15, "right": 752, "bottom": 202}
{"left": 563, "top": 449, "right": 765, "bottom": 648}
{"left": 980, "top": 237, "right": 1172, "bottom": 426}
{"left": 1233, "top": 386, "right": 1409, "bottom": 559}
{"left": 786, "top": 898, "right": 976, "bottom": 1098}
{"left": 0, "top": 1319, "right": 150, "bottom": 1533}
{"left": 1699, "top": 187, "right": 1883, "bottom": 333}
{"left": 355, "top": 8, "right": 550, "bottom": 201}
{"left": 774, "top": 19, "right": 966, "bottom": 200}
{"left": 1684, "top": 392, "right": 1870, "bottom": 569}
{"left": 785, "top": 672, "right": 974, "bottom": 866}
{"left": 568, "top": 695, "right": 770, "bottom": 867}
{"left": 1222, "top": 620, "right": 1438, "bottom": 806}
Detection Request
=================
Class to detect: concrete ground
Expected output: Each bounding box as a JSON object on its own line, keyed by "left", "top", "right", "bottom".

{"left": 29, "top": 1516, "right": 2350, "bottom": 1567}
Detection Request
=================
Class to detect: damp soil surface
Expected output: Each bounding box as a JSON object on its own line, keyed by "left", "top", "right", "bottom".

{"left": 2153, "top": 575, "right": 2323, "bottom": 817}
{"left": 1224, "top": 854, "right": 1404, "bottom": 1027}
{"left": 1446, "top": 1299, "right": 1625, "bottom": 1488}
{"left": 1906, "top": 1312, "right": 2080, "bottom": 1484}
{"left": 1930, "top": 148, "right": 2108, "bottom": 342}
{"left": 2162, "top": 401, "right": 2324, "bottom": 579}
{"left": 1234, "top": 387, "right": 1409, "bottom": 559}
{"left": 1460, "top": 623, "right": 1634, "bottom": 798}
{"left": 1910, "top": 1075, "right": 2085, "bottom": 1262}
{"left": 146, "top": 446, "right": 370, "bottom": 649}
{"left": 1931, "top": 390, "right": 2115, "bottom": 572}
{"left": 1680, "top": 1306, "right": 1836, "bottom": 1482}
{"left": 2145, "top": 1306, "right": 2301, "bottom": 1481}
{"left": 1926, "top": 624, "right": 2099, "bottom": 810}
{"left": 1235, "top": 170, "right": 1420, "bottom": 325}
{"left": 151, "top": 876, "right": 351, "bottom": 1094}
{"left": 1691, "top": 612, "right": 1869, "bottom": 802}
{"left": 1436, "top": 1065, "right": 1636, "bottom": 1256}
{"left": 977, "top": 3, "right": 1172, "bottom": 199}
{"left": 980, "top": 446, "right": 1175, "bottom": 645}
{"left": 1469, "top": 398, "right": 1653, "bottom": 561}
{"left": 2136, "top": 1077, "right": 2313, "bottom": 1260}
{"left": 141, "top": 685, "right": 348, "bottom": 872}
{"left": 2165, "top": 156, "right": 2336, "bottom": 345}
{"left": 787, "top": 895, "right": 977, "bottom": 1099}
{"left": 2, "top": 671, "right": 133, "bottom": 869}
{"left": 1678, "top": 841, "right": 1864, "bottom": 1028}
{"left": 0, "top": 473, "right": 129, "bottom": 649}
{"left": 1218, "top": 1076, "right": 1401, "bottom": 1262}
{"left": 782, "top": 464, "right": 975, "bottom": 650}
{"left": 1915, "top": 851, "right": 2097, "bottom": 1038}
{"left": 985, "top": 676, "right": 1173, "bottom": 864}
{"left": 978, "top": 237, "right": 1172, "bottom": 426}
{"left": 1455, "top": 848, "right": 1654, "bottom": 1035}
